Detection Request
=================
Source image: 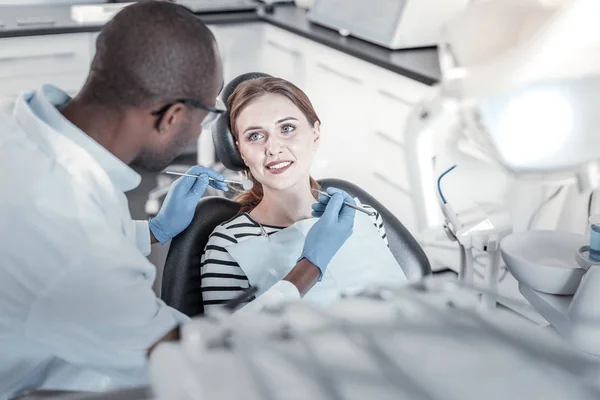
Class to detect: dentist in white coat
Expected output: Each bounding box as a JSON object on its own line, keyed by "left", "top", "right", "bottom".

{"left": 0, "top": 2, "right": 356, "bottom": 398}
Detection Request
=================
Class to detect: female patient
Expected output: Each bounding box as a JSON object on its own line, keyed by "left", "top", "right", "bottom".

{"left": 200, "top": 77, "right": 406, "bottom": 311}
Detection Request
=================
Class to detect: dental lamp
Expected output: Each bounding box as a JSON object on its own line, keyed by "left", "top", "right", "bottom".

{"left": 429, "top": 0, "right": 600, "bottom": 356}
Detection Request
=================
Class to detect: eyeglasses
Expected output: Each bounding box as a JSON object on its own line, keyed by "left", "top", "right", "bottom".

{"left": 151, "top": 97, "right": 226, "bottom": 129}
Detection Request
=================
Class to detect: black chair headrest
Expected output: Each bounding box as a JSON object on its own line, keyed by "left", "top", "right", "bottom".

{"left": 212, "top": 72, "right": 273, "bottom": 171}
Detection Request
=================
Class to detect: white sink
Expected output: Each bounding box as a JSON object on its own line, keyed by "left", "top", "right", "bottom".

{"left": 501, "top": 230, "right": 587, "bottom": 295}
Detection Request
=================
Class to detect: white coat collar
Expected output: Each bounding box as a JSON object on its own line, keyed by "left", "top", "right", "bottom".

{"left": 13, "top": 84, "right": 141, "bottom": 192}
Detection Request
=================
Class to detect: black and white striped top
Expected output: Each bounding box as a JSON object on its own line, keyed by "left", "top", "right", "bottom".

{"left": 200, "top": 205, "right": 387, "bottom": 312}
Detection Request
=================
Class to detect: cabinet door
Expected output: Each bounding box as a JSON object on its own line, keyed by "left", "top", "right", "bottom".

{"left": 366, "top": 130, "right": 419, "bottom": 232}
{"left": 371, "top": 88, "right": 416, "bottom": 146}
{"left": 0, "top": 33, "right": 93, "bottom": 98}
{"left": 210, "top": 23, "right": 264, "bottom": 83}
{"left": 260, "top": 26, "right": 306, "bottom": 86}
{"left": 0, "top": 33, "right": 91, "bottom": 79}
{"left": 90, "top": 32, "right": 100, "bottom": 57}
{"left": 0, "top": 73, "right": 88, "bottom": 97}
{"left": 363, "top": 85, "right": 418, "bottom": 195}
{"left": 306, "top": 58, "right": 371, "bottom": 183}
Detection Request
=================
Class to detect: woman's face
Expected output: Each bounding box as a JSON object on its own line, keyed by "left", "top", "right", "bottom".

{"left": 235, "top": 93, "right": 320, "bottom": 192}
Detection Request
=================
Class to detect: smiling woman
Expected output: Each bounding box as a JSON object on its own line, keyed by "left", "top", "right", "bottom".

{"left": 227, "top": 77, "right": 323, "bottom": 214}
{"left": 199, "top": 77, "right": 406, "bottom": 311}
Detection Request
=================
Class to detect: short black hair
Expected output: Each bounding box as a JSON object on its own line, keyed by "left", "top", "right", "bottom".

{"left": 81, "top": 1, "right": 219, "bottom": 108}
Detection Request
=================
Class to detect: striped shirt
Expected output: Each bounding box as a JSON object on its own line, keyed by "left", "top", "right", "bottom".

{"left": 200, "top": 205, "right": 387, "bottom": 312}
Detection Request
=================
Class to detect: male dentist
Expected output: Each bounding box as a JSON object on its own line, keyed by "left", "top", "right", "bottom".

{"left": 0, "top": 1, "right": 355, "bottom": 398}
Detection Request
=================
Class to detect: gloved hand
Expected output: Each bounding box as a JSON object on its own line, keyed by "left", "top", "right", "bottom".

{"left": 149, "top": 165, "right": 228, "bottom": 245}
{"left": 299, "top": 187, "right": 356, "bottom": 280}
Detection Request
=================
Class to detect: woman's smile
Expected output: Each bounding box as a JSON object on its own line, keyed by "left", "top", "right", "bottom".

{"left": 265, "top": 160, "right": 294, "bottom": 174}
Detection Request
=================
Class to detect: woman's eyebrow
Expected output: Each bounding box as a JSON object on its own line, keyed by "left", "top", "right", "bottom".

{"left": 243, "top": 125, "right": 263, "bottom": 134}
{"left": 243, "top": 117, "right": 298, "bottom": 134}
{"left": 277, "top": 117, "right": 298, "bottom": 124}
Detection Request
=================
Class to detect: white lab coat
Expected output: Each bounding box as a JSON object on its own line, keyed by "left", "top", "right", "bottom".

{"left": 0, "top": 86, "right": 189, "bottom": 399}
{"left": 0, "top": 85, "right": 301, "bottom": 398}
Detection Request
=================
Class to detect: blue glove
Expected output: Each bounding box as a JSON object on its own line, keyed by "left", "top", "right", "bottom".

{"left": 149, "top": 166, "right": 228, "bottom": 245}
{"left": 299, "top": 187, "right": 356, "bottom": 280}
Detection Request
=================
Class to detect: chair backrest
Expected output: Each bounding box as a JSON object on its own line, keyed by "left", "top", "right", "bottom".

{"left": 161, "top": 178, "right": 432, "bottom": 317}
{"left": 161, "top": 197, "right": 241, "bottom": 317}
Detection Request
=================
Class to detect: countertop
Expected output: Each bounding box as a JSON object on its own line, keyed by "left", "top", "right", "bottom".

{"left": 0, "top": 4, "right": 261, "bottom": 36}
{"left": 0, "top": 3, "right": 440, "bottom": 85}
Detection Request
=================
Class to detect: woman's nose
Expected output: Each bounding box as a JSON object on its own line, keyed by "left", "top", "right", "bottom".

{"left": 265, "top": 136, "right": 283, "bottom": 155}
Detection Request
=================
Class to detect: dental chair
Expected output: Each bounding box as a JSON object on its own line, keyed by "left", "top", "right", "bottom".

{"left": 161, "top": 72, "right": 432, "bottom": 317}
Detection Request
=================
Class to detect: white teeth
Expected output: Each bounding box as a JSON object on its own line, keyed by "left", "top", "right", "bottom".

{"left": 267, "top": 162, "right": 292, "bottom": 170}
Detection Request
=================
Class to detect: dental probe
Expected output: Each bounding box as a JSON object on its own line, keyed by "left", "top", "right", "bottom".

{"left": 312, "top": 189, "right": 376, "bottom": 217}
{"left": 165, "top": 171, "right": 254, "bottom": 190}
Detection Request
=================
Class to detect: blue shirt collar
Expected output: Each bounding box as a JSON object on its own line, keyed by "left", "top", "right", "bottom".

{"left": 28, "top": 84, "right": 142, "bottom": 192}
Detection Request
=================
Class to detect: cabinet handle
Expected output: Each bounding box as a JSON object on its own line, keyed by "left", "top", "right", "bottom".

{"left": 317, "top": 62, "right": 362, "bottom": 84}
{"left": 378, "top": 89, "right": 415, "bottom": 106}
{"left": 266, "top": 40, "right": 301, "bottom": 57}
{"left": 0, "top": 51, "right": 76, "bottom": 62}
{"left": 16, "top": 17, "right": 56, "bottom": 26}
{"left": 373, "top": 171, "right": 412, "bottom": 198}
{"left": 374, "top": 130, "right": 404, "bottom": 149}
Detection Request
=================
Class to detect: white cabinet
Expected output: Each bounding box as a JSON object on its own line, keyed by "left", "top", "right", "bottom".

{"left": 259, "top": 26, "right": 306, "bottom": 87}
{"left": 0, "top": 73, "right": 84, "bottom": 98}
{"left": 0, "top": 33, "right": 93, "bottom": 97}
{"left": 90, "top": 32, "right": 100, "bottom": 56}
{"left": 210, "top": 23, "right": 264, "bottom": 83}
{"left": 306, "top": 58, "right": 370, "bottom": 182}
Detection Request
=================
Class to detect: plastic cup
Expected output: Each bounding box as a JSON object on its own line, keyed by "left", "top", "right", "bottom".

{"left": 588, "top": 215, "right": 600, "bottom": 261}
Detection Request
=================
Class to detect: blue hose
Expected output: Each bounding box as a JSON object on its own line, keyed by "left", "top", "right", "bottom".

{"left": 437, "top": 165, "right": 457, "bottom": 204}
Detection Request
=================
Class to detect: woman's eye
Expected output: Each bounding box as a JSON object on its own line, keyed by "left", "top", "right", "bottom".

{"left": 282, "top": 124, "right": 295, "bottom": 133}
{"left": 248, "top": 132, "right": 263, "bottom": 141}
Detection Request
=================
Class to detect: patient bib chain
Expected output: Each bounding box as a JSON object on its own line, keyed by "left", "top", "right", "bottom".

{"left": 258, "top": 222, "right": 270, "bottom": 239}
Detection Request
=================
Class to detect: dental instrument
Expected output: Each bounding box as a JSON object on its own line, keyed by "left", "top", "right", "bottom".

{"left": 165, "top": 170, "right": 254, "bottom": 190}
{"left": 149, "top": 278, "right": 600, "bottom": 400}
{"left": 312, "top": 189, "right": 376, "bottom": 217}
{"left": 435, "top": 164, "right": 510, "bottom": 309}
